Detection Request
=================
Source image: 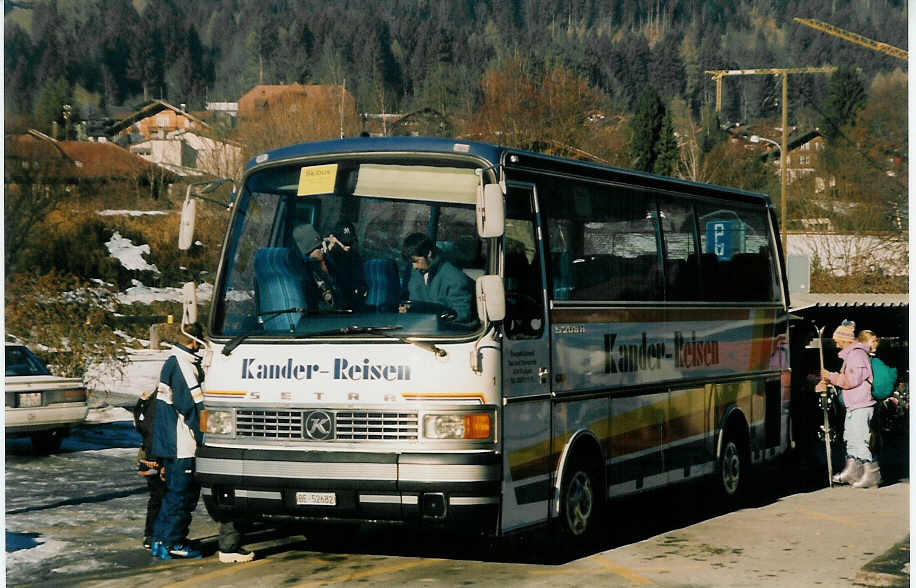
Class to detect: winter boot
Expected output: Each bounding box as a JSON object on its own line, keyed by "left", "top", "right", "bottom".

{"left": 151, "top": 541, "right": 171, "bottom": 560}
{"left": 852, "top": 461, "right": 881, "bottom": 488}
{"left": 168, "top": 542, "right": 202, "bottom": 559}
{"left": 832, "top": 458, "right": 863, "bottom": 485}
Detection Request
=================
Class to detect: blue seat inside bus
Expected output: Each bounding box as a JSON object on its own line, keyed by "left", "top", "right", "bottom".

{"left": 363, "top": 258, "right": 401, "bottom": 311}
{"left": 253, "top": 247, "right": 308, "bottom": 330}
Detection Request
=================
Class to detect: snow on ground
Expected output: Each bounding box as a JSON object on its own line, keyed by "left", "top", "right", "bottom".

{"left": 85, "top": 405, "right": 135, "bottom": 423}
{"left": 118, "top": 280, "right": 212, "bottom": 305}
{"left": 105, "top": 231, "right": 160, "bottom": 274}
{"left": 86, "top": 349, "right": 170, "bottom": 401}
{"left": 97, "top": 210, "right": 168, "bottom": 217}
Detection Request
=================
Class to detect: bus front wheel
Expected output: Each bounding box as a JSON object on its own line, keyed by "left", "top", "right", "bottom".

{"left": 558, "top": 459, "right": 602, "bottom": 543}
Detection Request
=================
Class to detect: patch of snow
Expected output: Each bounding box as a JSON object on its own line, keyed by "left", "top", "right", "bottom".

{"left": 5, "top": 535, "right": 68, "bottom": 563}
{"left": 51, "top": 558, "right": 112, "bottom": 575}
{"left": 105, "top": 231, "right": 159, "bottom": 274}
{"left": 85, "top": 405, "right": 134, "bottom": 423}
{"left": 85, "top": 349, "right": 171, "bottom": 397}
{"left": 97, "top": 210, "right": 168, "bottom": 217}
{"left": 118, "top": 280, "right": 212, "bottom": 304}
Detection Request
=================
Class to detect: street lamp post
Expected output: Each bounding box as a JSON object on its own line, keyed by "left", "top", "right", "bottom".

{"left": 750, "top": 133, "right": 788, "bottom": 254}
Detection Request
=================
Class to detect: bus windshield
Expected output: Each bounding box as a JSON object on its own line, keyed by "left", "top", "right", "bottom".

{"left": 212, "top": 158, "right": 487, "bottom": 339}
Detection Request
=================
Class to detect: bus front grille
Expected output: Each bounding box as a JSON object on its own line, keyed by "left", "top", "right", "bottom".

{"left": 234, "top": 409, "right": 419, "bottom": 441}
{"left": 336, "top": 411, "right": 419, "bottom": 441}
{"left": 236, "top": 409, "right": 303, "bottom": 439}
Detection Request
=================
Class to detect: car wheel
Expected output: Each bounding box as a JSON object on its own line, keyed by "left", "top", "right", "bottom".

{"left": 31, "top": 428, "right": 66, "bottom": 455}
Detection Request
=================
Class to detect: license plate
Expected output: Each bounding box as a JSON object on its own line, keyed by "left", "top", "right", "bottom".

{"left": 19, "top": 393, "right": 42, "bottom": 408}
{"left": 296, "top": 492, "right": 336, "bottom": 506}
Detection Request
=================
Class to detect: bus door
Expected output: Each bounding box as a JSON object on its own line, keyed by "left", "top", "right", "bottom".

{"left": 500, "top": 183, "right": 552, "bottom": 533}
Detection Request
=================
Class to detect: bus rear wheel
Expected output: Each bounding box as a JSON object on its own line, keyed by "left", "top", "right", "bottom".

{"left": 717, "top": 426, "right": 749, "bottom": 504}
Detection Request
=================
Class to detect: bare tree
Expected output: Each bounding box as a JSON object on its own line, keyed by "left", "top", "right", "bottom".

{"left": 4, "top": 137, "right": 74, "bottom": 273}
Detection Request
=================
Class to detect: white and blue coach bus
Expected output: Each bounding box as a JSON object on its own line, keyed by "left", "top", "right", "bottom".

{"left": 178, "top": 136, "right": 791, "bottom": 543}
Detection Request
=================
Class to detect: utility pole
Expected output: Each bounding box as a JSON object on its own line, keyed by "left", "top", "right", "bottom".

{"left": 705, "top": 66, "right": 837, "bottom": 253}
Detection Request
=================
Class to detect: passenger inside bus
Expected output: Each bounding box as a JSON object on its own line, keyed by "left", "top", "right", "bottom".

{"left": 400, "top": 232, "right": 478, "bottom": 328}
{"left": 292, "top": 223, "right": 344, "bottom": 312}
{"left": 323, "top": 222, "right": 367, "bottom": 310}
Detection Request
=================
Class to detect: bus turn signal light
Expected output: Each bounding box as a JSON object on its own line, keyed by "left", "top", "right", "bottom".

{"left": 464, "top": 414, "right": 491, "bottom": 439}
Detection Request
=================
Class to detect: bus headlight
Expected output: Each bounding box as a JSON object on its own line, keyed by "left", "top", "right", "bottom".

{"left": 201, "top": 409, "right": 234, "bottom": 436}
{"left": 422, "top": 413, "right": 492, "bottom": 440}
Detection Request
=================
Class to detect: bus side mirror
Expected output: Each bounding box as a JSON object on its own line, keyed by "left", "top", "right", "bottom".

{"left": 476, "top": 183, "right": 504, "bottom": 238}
{"left": 182, "top": 281, "right": 199, "bottom": 325}
{"left": 475, "top": 275, "right": 505, "bottom": 322}
{"left": 178, "top": 197, "right": 197, "bottom": 251}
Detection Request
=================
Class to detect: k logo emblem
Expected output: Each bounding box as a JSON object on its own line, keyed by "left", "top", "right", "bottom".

{"left": 304, "top": 411, "right": 333, "bottom": 440}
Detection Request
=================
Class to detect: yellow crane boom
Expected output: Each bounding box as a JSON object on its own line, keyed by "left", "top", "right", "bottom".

{"left": 794, "top": 17, "right": 907, "bottom": 61}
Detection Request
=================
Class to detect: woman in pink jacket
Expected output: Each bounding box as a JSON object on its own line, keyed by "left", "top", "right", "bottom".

{"left": 816, "top": 320, "right": 880, "bottom": 488}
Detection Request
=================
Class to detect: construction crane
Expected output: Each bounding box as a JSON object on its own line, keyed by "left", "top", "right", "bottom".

{"left": 705, "top": 67, "right": 837, "bottom": 113}
{"left": 794, "top": 17, "right": 907, "bottom": 61}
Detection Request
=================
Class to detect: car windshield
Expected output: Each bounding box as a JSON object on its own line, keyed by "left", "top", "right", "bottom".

{"left": 211, "top": 158, "right": 489, "bottom": 339}
{"left": 5, "top": 346, "right": 52, "bottom": 376}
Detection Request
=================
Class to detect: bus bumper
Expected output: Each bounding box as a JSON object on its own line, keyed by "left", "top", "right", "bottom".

{"left": 195, "top": 446, "right": 501, "bottom": 533}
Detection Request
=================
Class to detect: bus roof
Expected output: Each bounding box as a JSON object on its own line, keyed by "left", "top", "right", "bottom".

{"left": 247, "top": 136, "right": 770, "bottom": 205}
{"left": 247, "top": 136, "right": 503, "bottom": 171}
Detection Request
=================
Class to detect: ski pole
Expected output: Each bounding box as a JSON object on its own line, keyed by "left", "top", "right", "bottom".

{"left": 816, "top": 325, "right": 833, "bottom": 487}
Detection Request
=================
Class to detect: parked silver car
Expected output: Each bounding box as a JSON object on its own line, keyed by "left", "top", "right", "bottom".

{"left": 5, "top": 344, "right": 88, "bottom": 454}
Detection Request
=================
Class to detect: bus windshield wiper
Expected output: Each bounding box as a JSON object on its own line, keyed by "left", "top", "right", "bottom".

{"left": 220, "top": 307, "right": 306, "bottom": 356}
{"left": 300, "top": 325, "right": 447, "bottom": 357}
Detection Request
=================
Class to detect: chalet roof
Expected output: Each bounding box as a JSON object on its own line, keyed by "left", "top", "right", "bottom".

{"left": 238, "top": 83, "right": 353, "bottom": 117}
{"left": 740, "top": 128, "right": 823, "bottom": 162}
{"left": 5, "top": 132, "right": 177, "bottom": 182}
{"left": 5, "top": 131, "right": 72, "bottom": 163}
{"left": 57, "top": 140, "right": 174, "bottom": 180}
{"left": 106, "top": 99, "right": 210, "bottom": 135}
{"left": 240, "top": 83, "right": 346, "bottom": 101}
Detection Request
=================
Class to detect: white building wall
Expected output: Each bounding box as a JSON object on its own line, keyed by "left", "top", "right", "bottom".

{"left": 787, "top": 233, "right": 908, "bottom": 277}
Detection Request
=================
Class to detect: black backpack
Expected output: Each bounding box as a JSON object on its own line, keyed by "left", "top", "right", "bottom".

{"left": 133, "top": 389, "right": 158, "bottom": 454}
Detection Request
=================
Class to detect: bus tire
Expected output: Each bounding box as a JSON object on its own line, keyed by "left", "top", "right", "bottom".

{"left": 557, "top": 457, "right": 602, "bottom": 546}
{"left": 717, "top": 425, "right": 749, "bottom": 504}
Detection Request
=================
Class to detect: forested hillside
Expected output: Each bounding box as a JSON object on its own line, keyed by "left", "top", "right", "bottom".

{"left": 4, "top": 0, "right": 907, "bottom": 128}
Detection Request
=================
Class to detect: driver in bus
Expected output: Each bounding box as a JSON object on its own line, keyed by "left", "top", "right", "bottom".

{"left": 401, "top": 232, "right": 477, "bottom": 327}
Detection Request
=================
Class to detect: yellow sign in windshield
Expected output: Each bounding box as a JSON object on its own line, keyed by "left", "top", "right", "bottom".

{"left": 297, "top": 164, "right": 338, "bottom": 196}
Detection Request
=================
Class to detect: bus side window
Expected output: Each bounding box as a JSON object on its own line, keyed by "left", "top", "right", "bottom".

{"left": 542, "top": 182, "right": 663, "bottom": 302}
{"left": 658, "top": 198, "right": 701, "bottom": 301}
{"left": 695, "top": 202, "right": 779, "bottom": 302}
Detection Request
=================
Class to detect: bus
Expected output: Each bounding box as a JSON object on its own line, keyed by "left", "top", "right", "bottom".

{"left": 179, "top": 136, "right": 790, "bottom": 543}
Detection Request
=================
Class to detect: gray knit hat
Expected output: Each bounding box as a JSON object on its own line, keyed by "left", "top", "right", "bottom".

{"left": 293, "top": 224, "right": 323, "bottom": 257}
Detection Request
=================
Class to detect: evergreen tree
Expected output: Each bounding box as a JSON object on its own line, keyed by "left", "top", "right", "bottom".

{"left": 34, "top": 78, "right": 71, "bottom": 137}
{"left": 819, "top": 65, "right": 867, "bottom": 145}
{"left": 5, "top": 23, "right": 36, "bottom": 116}
{"left": 628, "top": 86, "right": 676, "bottom": 174}
{"left": 653, "top": 112, "right": 679, "bottom": 176}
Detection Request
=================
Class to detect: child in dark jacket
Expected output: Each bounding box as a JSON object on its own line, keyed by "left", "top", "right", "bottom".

{"left": 133, "top": 387, "right": 166, "bottom": 549}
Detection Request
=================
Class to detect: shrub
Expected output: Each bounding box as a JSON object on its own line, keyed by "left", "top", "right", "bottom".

{"left": 5, "top": 271, "right": 129, "bottom": 385}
